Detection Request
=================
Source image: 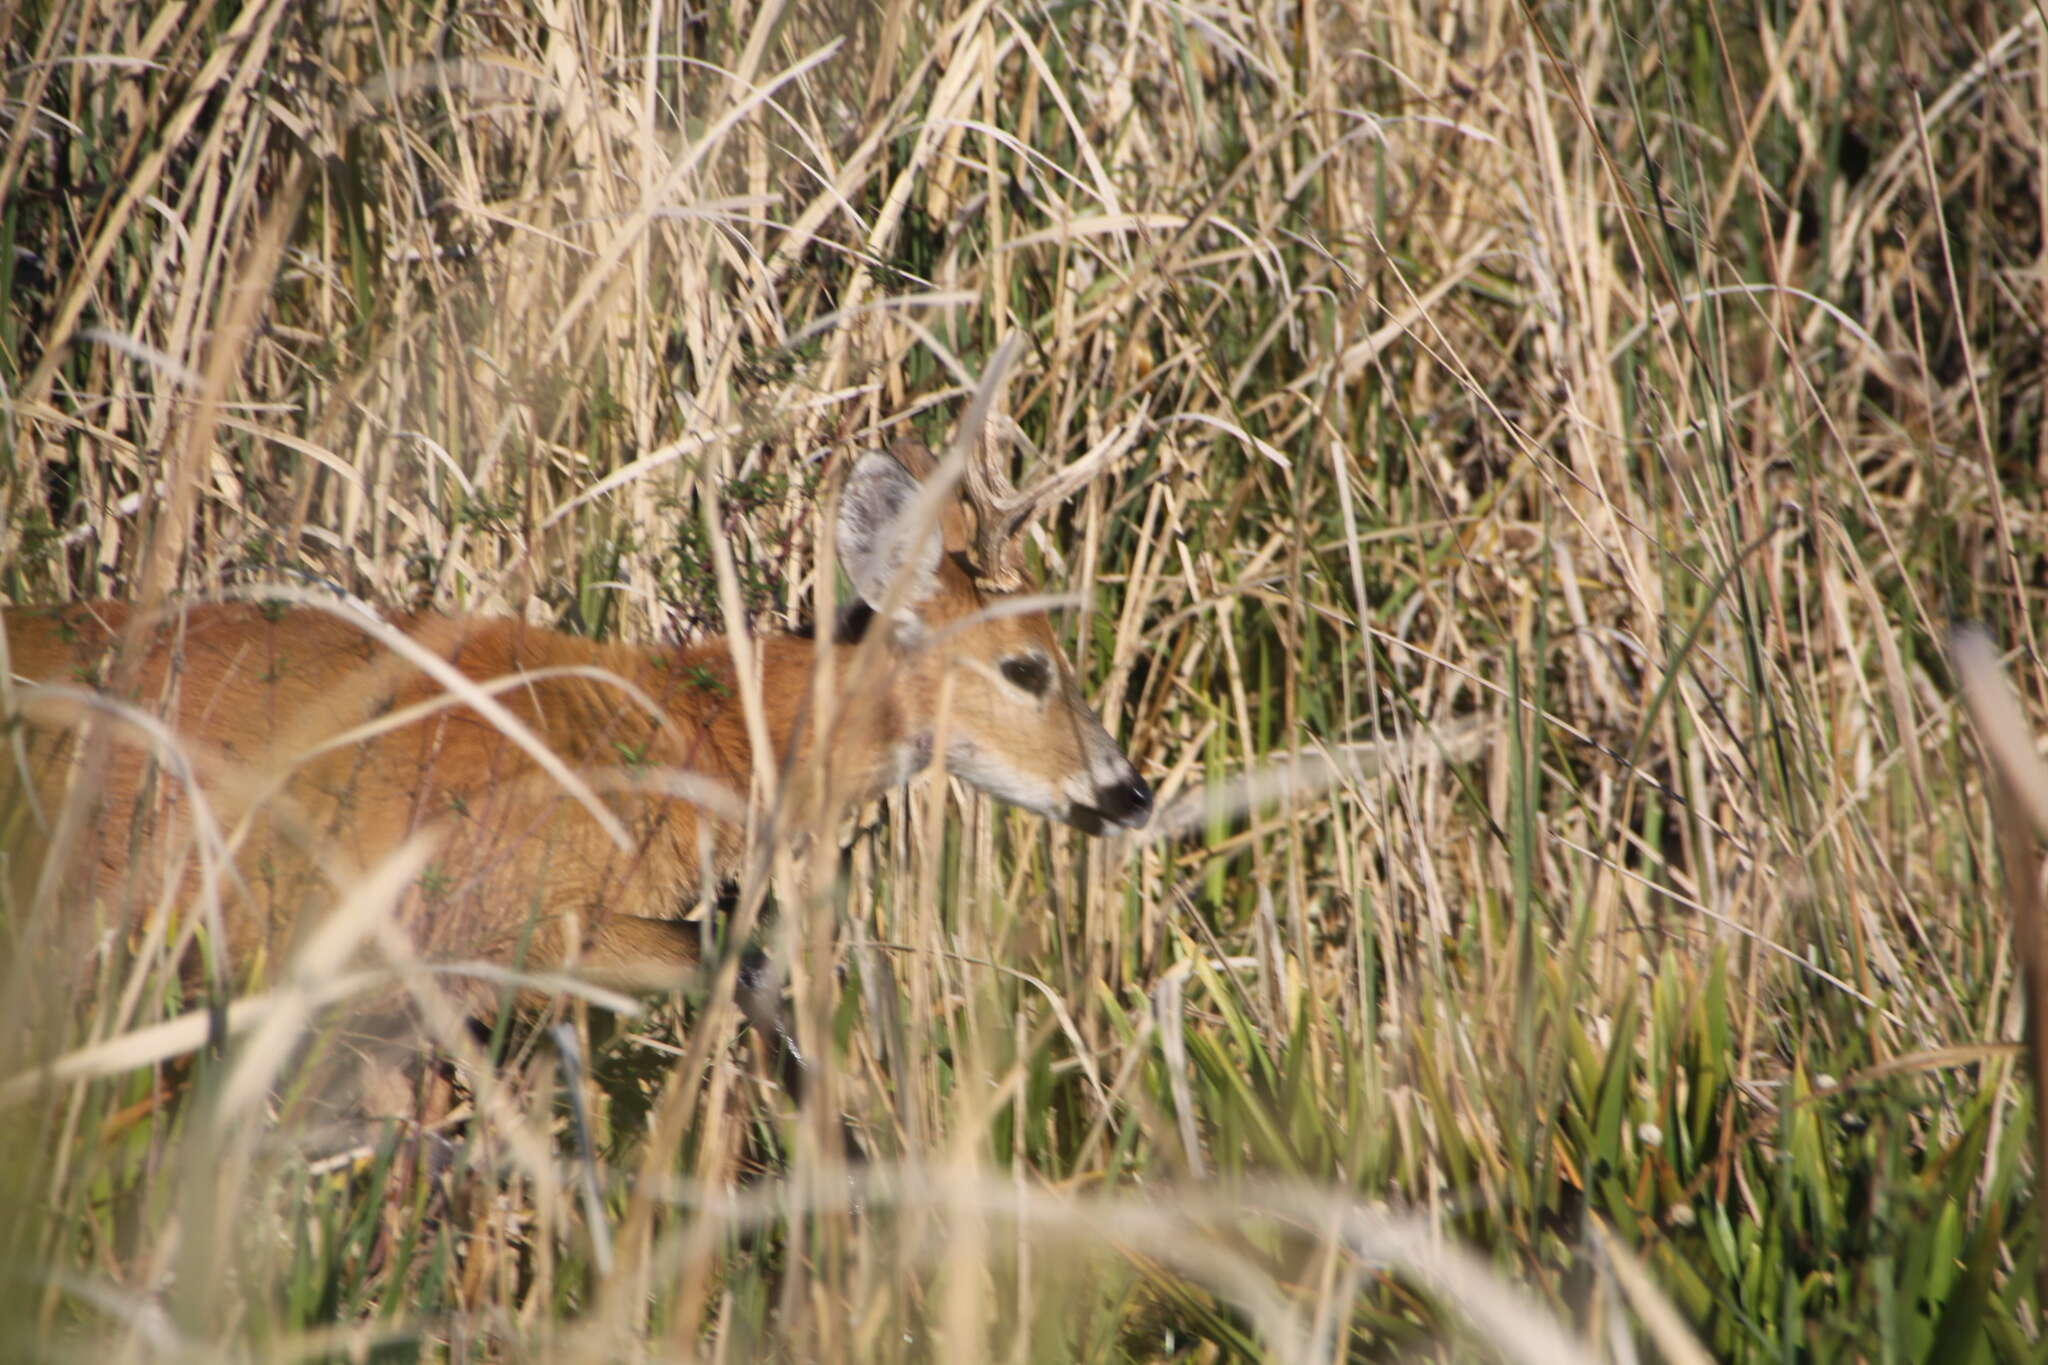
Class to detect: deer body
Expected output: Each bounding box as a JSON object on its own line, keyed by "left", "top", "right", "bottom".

{"left": 1, "top": 446, "right": 1151, "bottom": 1025}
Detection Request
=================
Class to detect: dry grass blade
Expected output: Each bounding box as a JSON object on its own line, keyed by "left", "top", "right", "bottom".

{"left": 1589, "top": 1217, "right": 1717, "bottom": 1365}
{"left": 1953, "top": 629, "right": 2048, "bottom": 838}
{"left": 217, "top": 585, "right": 634, "bottom": 850}
{"left": 212, "top": 830, "right": 440, "bottom": 1121}
{"left": 538, "top": 39, "right": 847, "bottom": 363}
{"left": 1143, "top": 715, "right": 1495, "bottom": 843}
{"left": 0, "top": 965, "right": 641, "bottom": 1110}
{"left": 649, "top": 1172, "right": 1610, "bottom": 1365}
{"left": 1950, "top": 626, "right": 2048, "bottom": 1312}
{"left": 7, "top": 680, "right": 244, "bottom": 977}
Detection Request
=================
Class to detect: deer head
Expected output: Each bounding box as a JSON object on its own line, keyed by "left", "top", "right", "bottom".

{"left": 835, "top": 440, "right": 1151, "bottom": 835}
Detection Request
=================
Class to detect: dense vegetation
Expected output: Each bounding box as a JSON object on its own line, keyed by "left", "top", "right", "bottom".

{"left": 3, "top": 0, "right": 2045, "bottom": 1358}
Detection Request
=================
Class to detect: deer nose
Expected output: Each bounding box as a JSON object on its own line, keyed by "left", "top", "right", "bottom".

{"left": 1099, "top": 774, "right": 1153, "bottom": 830}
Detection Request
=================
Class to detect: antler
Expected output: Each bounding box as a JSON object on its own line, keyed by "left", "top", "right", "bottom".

{"left": 882, "top": 325, "right": 1143, "bottom": 590}
{"left": 961, "top": 418, "right": 1144, "bottom": 590}
{"left": 961, "top": 422, "right": 1036, "bottom": 589}
{"left": 871, "top": 430, "right": 1042, "bottom": 588}
{"left": 861, "top": 423, "right": 1043, "bottom": 590}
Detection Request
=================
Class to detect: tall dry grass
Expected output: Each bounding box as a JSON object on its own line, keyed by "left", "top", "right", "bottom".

{"left": 3, "top": 0, "right": 2045, "bottom": 1358}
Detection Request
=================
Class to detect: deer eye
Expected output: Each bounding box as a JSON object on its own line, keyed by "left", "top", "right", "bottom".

{"left": 1000, "top": 655, "right": 1052, "bottom": 697}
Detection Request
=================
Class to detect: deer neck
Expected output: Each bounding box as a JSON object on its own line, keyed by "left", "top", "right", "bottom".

{"left": 681, "top": 631, "right": 925, "bottom": 821}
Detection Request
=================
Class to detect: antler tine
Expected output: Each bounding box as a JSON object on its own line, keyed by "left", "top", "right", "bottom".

{"left": 963, "top": 420, "right": 1040, "bottom": 587}
{"left": 965, "top": 418, "right": 1145, "bottom": 587}
{"left": 932, "top": 336, "right": 1137, "bottom": 588}
{"left": 1010, "top": 435, "right": 1135, "bottom": 517}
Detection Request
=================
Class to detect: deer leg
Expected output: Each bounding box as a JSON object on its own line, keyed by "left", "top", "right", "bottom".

{"left": 571, "top": 915, "right": 817, "bottom": 1106}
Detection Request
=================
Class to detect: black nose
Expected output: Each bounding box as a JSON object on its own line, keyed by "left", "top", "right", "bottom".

{"left": 1098, "top": 774, "right": 1153, "bottom": 829}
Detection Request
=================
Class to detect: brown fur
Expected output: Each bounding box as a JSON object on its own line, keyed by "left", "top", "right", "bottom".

{"left": 0, "top": 455, "right": 1150, "bottom": 1031}
{"left": 5, "top": 602, "right": 870, "bottom": 1004}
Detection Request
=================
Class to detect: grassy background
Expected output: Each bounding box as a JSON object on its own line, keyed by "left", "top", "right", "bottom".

{"left": 4, "top": 0, "right": 2046, "bottom": 1358}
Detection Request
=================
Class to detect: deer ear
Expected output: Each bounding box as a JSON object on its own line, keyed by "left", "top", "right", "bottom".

{"left": 838, "top": 451, "right": 944, "bottom": 615}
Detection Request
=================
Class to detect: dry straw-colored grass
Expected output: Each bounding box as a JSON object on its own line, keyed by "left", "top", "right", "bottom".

{"left": 4, "top": 0, "right": 2046, "bottom": 1358}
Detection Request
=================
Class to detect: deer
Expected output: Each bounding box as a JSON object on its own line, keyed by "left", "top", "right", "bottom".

{"left": 0, "top": 438, "right": 1152, "bottom": 1122}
